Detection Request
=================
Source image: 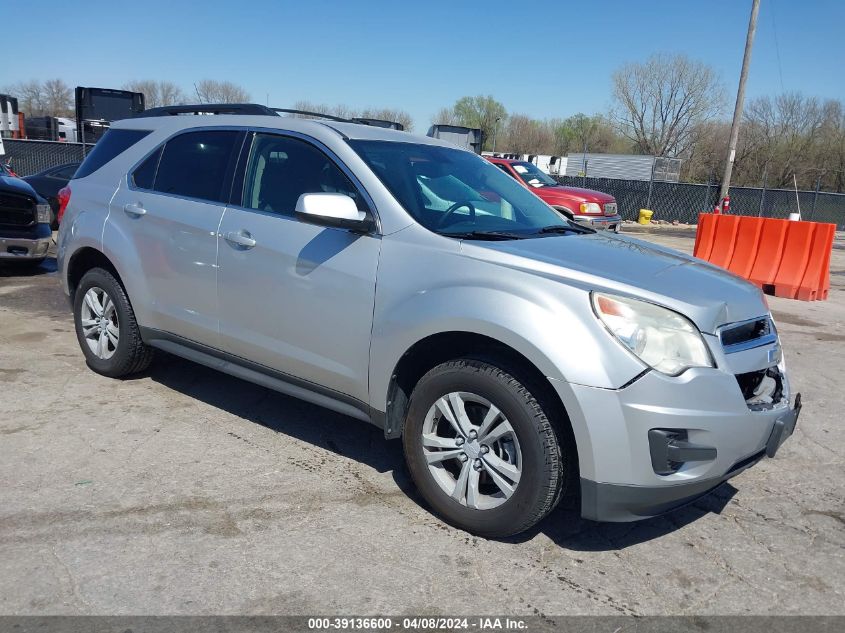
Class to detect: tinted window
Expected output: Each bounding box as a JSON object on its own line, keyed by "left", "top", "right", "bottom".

{"left": 242, "top": 133, "right": 364, "bottom": 215}
{"left": 132, "top": 147, "right": 162, "bottom": 189}
{"left": 74, "top": 128, "right": 150, "bottom": 179}
{"left": 154, "top": 131, "right": 239, "bottom": 202}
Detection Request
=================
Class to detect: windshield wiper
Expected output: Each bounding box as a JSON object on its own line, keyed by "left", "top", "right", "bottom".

{"left": 445, "top": 230, "right": 527, "bottom": 241}
{"left": 537, "top": 224, "right": 595, "bottom": 235}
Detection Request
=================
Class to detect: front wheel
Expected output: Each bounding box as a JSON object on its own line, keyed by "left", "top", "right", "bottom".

{"left": 403, "top": 359, "right": 568, "bottom": 537}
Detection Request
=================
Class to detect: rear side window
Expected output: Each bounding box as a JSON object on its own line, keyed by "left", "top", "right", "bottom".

{"left": 131, "top": 147, "right": 162, "bottom": 190}
{"left": 74, "top": 129, "right": 150, "bottom": 179}
{"left": 154, "top": 130, "right": 240, "bottom": 202}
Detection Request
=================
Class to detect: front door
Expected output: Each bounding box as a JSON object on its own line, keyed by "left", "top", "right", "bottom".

{"left": 216, "top": 132, "right": 380, "bottom": 403}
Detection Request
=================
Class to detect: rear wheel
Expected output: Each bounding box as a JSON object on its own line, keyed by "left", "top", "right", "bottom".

{"left": 403, "top": 358, "right": 567, "bottom": 537}
{"left": 73, "top": 267, "right": 153, "bottom": 377}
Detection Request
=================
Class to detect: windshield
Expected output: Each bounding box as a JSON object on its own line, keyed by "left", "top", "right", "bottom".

{"left": 511, "top": 161, "right": 557, "bottom": 187}
{"left": 348, "top": 141, "right": 574, "bottom": 237}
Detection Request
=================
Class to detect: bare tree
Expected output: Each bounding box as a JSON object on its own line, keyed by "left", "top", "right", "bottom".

{"left": 124, "top": 80, "right": 184, "bottom": 108}
{"left": 194, "top": 80, "right": 250, "bottom": 104}
{"left": 612, "top": 53, "right": 724, "bottom": 157}
{"left": 10, "top": 80, "right": 47, "bottom": 116}
{"left": 359, "top": 107, "right": 413, "bottom": 132}
{"left": 743, "top": 92, "right": 826, "bottom": 188}
{"left": 431, "top": 107, "right": 459, "bottom": 126}
{"left": 42, "top": 78, "right": 73, "bottom": 117}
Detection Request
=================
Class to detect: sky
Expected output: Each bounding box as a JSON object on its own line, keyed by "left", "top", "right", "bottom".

{"left": 4, "top": 0, "right": 844, "bottom": 131}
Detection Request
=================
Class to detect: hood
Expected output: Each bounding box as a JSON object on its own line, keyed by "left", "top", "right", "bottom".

{"left": 461, "top": 232, "right": 767, "bottom": 333}
{"left": 0, "top": 175, "right": 42, "bottom": 201}
{"left": 535, "top": 185, "right": 615, "bottom": 204}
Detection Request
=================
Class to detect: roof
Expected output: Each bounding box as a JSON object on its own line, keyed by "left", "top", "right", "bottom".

{"left": 115, "top": 113, "right": 456, "bottom": 148}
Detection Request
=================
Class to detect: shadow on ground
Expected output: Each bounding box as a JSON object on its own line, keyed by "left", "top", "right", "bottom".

{"left": 146, "top": 353, "right": 735, "bottom": 551}
{"left": 0, "top": 256, "right": 57, "bottom": 278}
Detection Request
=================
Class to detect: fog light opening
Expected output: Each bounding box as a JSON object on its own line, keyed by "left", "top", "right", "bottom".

{"left": 648, "top": 429, "right": 717, "bottom": 476}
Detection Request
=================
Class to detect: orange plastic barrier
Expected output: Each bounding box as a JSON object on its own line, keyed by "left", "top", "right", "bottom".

{"left": 708, "top": 215, "right": 740, "bottom": 269}
{"left": 748, "top": 219, "right": 789, "bottom": 287}
{"left": 726, "top": 217, "right": 764, "bottom": 279}
{"left": 693, "top": 213, "right": 836, "bottom": 301}
{"left": 797, "top": 223, "right": 836, "bottom": 301}
{"left": 693, "top": 214, "right": 718, "bottom": 261}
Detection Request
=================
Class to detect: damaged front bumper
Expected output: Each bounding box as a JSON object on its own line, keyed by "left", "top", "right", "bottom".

{"left": 550, "top": 329, "right": 800, "bottom": 522}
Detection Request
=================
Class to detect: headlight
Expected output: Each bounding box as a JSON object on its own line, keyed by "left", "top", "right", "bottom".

{"left": 592, "top": 293, "right": 714, "bottom": 376}
{"left": 36, "top": 203, "right": 52, "bottom": 224}
{"left": 579, "top": 202, "right": 602, "bottom": 214}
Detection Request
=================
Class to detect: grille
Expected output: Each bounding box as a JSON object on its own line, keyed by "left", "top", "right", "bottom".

{"left": 0, "top": 192, "right": 36, "bottom": 228}
{"left": 603, "top": 202, "right": 618, "bottom": 216}
{"left": 719, "top": 317, "right": 777, "bottom": 353}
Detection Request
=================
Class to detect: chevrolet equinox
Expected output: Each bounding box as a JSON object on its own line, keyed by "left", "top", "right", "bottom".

{"left": 57, "top": 107, "right": 801, "bottom": 537}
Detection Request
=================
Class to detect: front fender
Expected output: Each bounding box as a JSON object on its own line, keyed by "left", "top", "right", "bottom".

{"left": 368, "top": 229, "right": 645, "bottom": 414}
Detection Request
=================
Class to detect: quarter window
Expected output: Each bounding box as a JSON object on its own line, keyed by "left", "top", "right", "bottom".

{"left": 241, "top": 133, "right": 364, "bottom": 215}
{"left": 131, "top": 147, "right": 162, "bottom": 190}
{"left": 154, "top": 130, "right": 240, "bottom": 202}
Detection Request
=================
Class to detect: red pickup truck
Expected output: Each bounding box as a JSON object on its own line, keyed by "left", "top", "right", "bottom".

{"left": 485, "top": 157, "right": 622, "bottom": 232}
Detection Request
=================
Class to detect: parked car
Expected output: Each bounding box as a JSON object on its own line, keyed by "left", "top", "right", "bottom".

{"left": 485, "top": 157, "right": 622, "bottom": 232}
{"left": 58, "top": 110, "right": 800, "bottom": 537}
{"left": 23, "top": 163, "right": 79, "bottom": 229}
{"left": 0, "top": 173, "right": 52, "bottom": 266}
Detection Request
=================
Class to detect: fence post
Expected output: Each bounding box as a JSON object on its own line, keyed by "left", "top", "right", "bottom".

{"left": 704, "top": 175, "right": 712, "bottom": 212}
{"left": 646, "top": 161, "right": 655, "bottom": 210}
{"left": 758, "top": 165, "right": 767, "bottom": 217}
{"left": 582, "top": 159, "right": 588, "bottom": 188}
{"left": 811, "top": 175, "right": 821, "bottom": 220}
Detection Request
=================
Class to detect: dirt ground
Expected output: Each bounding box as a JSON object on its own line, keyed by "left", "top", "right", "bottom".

{"left": 0, "top": 229, "right": 842, "bottom": 616}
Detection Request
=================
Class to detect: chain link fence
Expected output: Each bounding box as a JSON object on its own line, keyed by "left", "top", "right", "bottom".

{"left": 3, "top": 138, "right": 844, "bottom": 229}
{"left": 1, "top": 139, "right": 91, "bottom": 177}
{"left": 555, "top": 175, "right": 845, "bottom": 229}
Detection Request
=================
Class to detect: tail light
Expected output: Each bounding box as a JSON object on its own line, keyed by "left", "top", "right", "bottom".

{"left": 57, "top": 186, "right": 71, "bottom": 224}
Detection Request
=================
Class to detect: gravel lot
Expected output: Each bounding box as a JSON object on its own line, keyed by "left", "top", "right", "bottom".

{"left": 1, "top": 228, "right": 843, "bottom": 616}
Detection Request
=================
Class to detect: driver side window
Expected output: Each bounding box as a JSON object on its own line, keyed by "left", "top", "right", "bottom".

{"left": 241, "top": 133, "right": 364, "bottom": 216}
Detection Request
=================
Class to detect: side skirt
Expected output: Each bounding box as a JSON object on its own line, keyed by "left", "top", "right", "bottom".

{"left": 140, "top": 327, "right": 383, "bottom": 429}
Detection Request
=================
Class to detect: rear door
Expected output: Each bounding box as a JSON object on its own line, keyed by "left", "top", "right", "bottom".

{"left": 108, "top": 128, "right": 244, "bottom": 346}
{"left": 215, "top": 131, "right": 380, "bottom": 402}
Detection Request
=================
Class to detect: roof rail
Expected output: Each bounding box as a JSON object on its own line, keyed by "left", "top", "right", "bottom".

{"left": 271, "top": 108, "right": 351, "bottom": 123}
{"left": 138, "top": 103, "right": 276, "bottom": 117}
{"left": 351, "top": 117, "right": 404, "bottom": 131}
{"left": 136, "top": 103, "right": 406, "bottom": 131}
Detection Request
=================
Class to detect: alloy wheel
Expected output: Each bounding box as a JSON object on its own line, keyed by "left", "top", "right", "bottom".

{"left": 422, "top": 391, "right": 522, "bottom": 510}
{"left": 80, "top": 286, "right": 119, "bottom": 360}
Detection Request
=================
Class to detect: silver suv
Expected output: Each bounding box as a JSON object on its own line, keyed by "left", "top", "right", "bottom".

{"left": 58, "top": 109, "right": 801, "bottom": 537}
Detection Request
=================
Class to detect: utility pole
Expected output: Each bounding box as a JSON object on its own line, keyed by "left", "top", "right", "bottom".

{"left": 720, "top": 0, "right": 760, "bottom": 203}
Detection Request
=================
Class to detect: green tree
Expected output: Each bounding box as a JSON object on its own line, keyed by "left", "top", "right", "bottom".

{"left": 450, "top": 95, "right": 507, "bottom": 150}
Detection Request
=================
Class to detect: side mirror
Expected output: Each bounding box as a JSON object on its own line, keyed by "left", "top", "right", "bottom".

{"left": 295, "top": 193, "right": 375, "bottom": 233}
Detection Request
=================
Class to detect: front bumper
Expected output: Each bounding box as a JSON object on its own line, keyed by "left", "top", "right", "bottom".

{"left": 550, "top": 362, "right": 800, "bottom": 522}
{"left": 0, "top": 224, "right": 52, "bottom": 260}
{"left": 573, "top": 214, "right": 622, "bottom": 231}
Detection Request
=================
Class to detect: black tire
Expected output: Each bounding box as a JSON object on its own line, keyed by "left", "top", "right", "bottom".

{"left": 73, "top": 267, "right": 154, "bottom": 377}
{"left": 403, "top": 359, "right": 567, "bottom": 538}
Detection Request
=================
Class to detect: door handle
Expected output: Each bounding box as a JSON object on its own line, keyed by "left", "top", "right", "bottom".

{"left": 224, "top": 230, "right": 257, "bottom": 249}
{"left": 123, "top": 202, "right": 147, "bottom": 217}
